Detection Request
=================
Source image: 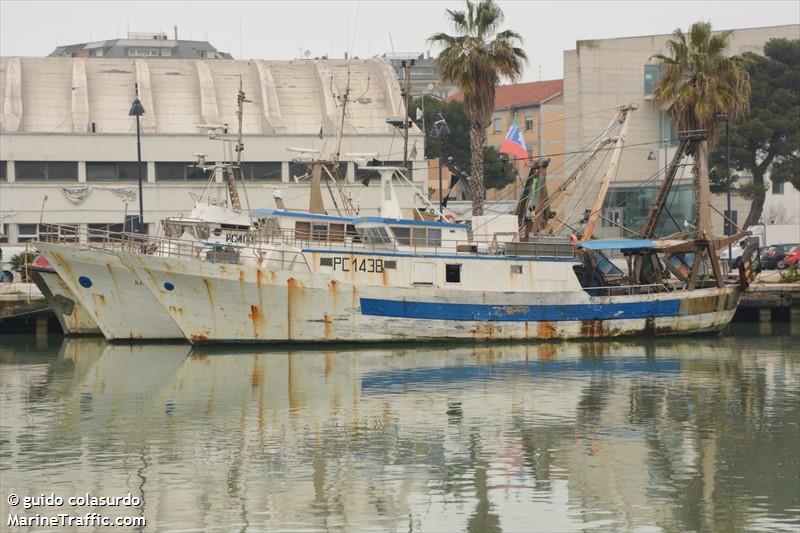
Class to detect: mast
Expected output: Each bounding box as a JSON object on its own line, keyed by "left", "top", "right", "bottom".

{"left": 401, "top": 59, "right": 414, "bottom": 167}
{"left": 581, "top": 104, "right": 636, "bottom": 240}
{"left": 225, "top": 80, "right": 250, "bottom": 213}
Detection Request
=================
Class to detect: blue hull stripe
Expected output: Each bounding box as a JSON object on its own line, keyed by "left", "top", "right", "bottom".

{"left": 359, "top": 298, "right": 681, "bottom": 322}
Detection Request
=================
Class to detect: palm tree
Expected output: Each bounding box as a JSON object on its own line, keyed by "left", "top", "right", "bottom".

{"left": 652, "top": 21, "right": 750, "bottom": 235}
{"left": 429, "top": 0, "right": 527, "bottom": 216}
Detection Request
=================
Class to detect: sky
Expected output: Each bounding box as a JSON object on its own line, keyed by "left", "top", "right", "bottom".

{"left": 1, "top": 0, "right": 798, "bottom": 81}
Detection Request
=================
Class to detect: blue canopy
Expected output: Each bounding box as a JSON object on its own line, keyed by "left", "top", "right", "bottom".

{"left": 579, "top": 239, "right": 656, "bottom": 251}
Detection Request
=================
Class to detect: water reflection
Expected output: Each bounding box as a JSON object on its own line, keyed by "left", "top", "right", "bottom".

{"left": 0, "top": 327, "right": 798, "bottom": 532}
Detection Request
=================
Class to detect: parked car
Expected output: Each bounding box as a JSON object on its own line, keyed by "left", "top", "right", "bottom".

{"left": 784, "top": 245, "right": 800, "bottom": 268}
{"left": 720, "top": 237, "right": 760, "bottom": 269}
{"left": 760, "top": 243, "right": 800, "bottom": 270}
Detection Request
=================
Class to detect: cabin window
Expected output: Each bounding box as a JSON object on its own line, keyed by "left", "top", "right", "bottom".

{"left": 0, "top": 224, "right": 8, "bottom": 243}
{"left": 329, "top": 223, "right": 345, "bottom": 243}
{"left": 357, "top": 226, "right": 392, "bottom": 244}
{"left": 295, "top": 221, "right": 311, "bottom": 240}
{"left": 319, "top": 257, "right": 333, "bottom": 267}
{"left": 445, "top": 264, "right": 461, "bottom": 283}
{"left": 391, "top": 226, "right": 411, "bottom": 245}
{"left": 346, "top": 224, "right": 359, "bottom": 242}
{"left": 428, "top": 228, "right": 442, "bottom": 247}
{"left": 384, "top": 260, "right": 397, "bottom": 270}
{"left": 511, "top": 265, "right": 523, "bottom": 274}
{"left": 312, "top": 223, "right": 328, "bottom": 241}
{"left": 0, "top": 161, "right": 7, "bottom": 181}
{"left": 411, "top": 228, "right": 427, "bottom": 247}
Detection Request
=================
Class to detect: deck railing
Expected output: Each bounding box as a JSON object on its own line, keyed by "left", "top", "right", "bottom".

{"left": 35, "top": 222, "right": 579, "bottom": 264}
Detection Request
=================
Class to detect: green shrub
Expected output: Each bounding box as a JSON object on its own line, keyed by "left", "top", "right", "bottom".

{"left": 779, "top": 266, "right": 800, "bottom": 284}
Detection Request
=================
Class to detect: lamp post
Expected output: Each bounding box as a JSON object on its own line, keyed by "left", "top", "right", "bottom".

{"left": 129, "top": 85, "right": 146, "bottom": 233}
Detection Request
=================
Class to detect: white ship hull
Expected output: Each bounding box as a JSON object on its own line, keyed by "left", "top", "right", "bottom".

{"left": 30, "top": 267, "right": 101, "bottom": 335}
{"left": 36, "top": 243, "right": 183, "bottom": 340}
{"left": 118, "top": 251, "right": 740, "bottom": 344}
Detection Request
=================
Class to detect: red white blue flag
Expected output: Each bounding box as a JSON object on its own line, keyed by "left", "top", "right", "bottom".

{"left": 499, "top": 120, "right": 529, "bottom": 160}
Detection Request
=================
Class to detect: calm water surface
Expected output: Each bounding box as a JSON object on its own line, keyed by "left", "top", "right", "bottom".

{"left": 1, "top": 324, "right": 798, "bottom": 532}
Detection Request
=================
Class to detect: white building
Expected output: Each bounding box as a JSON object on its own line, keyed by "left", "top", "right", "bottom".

{"left": 563, "top": 24, "right": 800, "bottom": 238}
{"left": 0, "top": 57, "right": 426, "bottom": 244}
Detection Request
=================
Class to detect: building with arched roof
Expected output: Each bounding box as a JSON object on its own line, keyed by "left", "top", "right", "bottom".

{"left": 0, "top": 56, "right": 425, "bottom": 243}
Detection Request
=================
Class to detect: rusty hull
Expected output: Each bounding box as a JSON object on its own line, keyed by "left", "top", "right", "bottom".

{"left": 36, "top": 243, "right": 183, "bottom": 340}
{"left": 117, "top": 250, "right": 742, "bottom": 344}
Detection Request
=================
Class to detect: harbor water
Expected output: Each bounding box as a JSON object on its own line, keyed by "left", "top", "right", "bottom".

{"left": 1, "top": 324, "right": 798, "bottom": 532}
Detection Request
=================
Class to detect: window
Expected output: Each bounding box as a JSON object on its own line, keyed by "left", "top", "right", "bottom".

{"left": 511, "top": 265, "right": 523, "bottom": 274}
{"left": 39, "top": 224, "right": 78, "bottom": 242}
{"left": 644, "top": 64, "right": 661, "bottom": 95}
{"left": 295, "top": 221, "right": 311, "bottom": 240}
{"left": 86, "top": 162, "right": 145, "bottom": 182}
{"left": 772, "top": 180, "right": 785, "bottom": 194}
{"left": 356, "top": 226, "right": 392, "bottom": 244}
{"left": 160, "top": 48, "right": 173, "bottom": 57}
{"left": 658, "top": 111, "right": 678, "bottom": 146}
{"left": 493, "top": 117, "right": 502, "bottom": 133}
{"left": 428, "top": 228, "right": 442, "bottom": 247}
{"left": 320, "top": 257, "right": 333, "bottom": 267}
{"left": 602, "top": 208, "right": 624, "bottom": 228}
{"left": 525, "top": 112, "right": 533, "bottom": 131}
{"left": 127, "top": 47, "right": 159, "bottom": 57}
{"left": 87, "top": 223, "right": 124, "bottom": 242}
{"left": 0, "top": 224, "right": 7, "bottom": 243}
{"left": 241, "top": 162, "right": 281, "bottom": 181}
{"left": 329, "top": 223, "right": 345, "bottom": 243}
{"left": 312, "top": 223, "right": 328, "bottom": 241}
{"left": 325, "top": 162, "right": 348, "bottom": 181}
{"left": 156, "top": 162, "right": 209, "bottom": 181}
{"left": 411, "top": 228, "right": 427, "bottom": 246}
{"left": 17, "top": 224, "right": 40, "bottom": 242}
{"left": 0, "top": 161, "right": 6, "bottom": 181}
{"left": 384, "top": 260, "right": 397, "bottom": 270}
{"left": 391, "top": 226, "right": 411, "bottom": 245}
{"left": 289, "top": 162, "right": 310, "bottom": 182}
{"left": 15, "top": 161, "right": 78, "bottom": 182}
{"left": 723, "top": 210, "right": 738, "bottom": 236}
{"left": 445, "top": 264, "right": 461, "bottom": 283}
{"left": 346, "top": 224, "right": 359, "bottom": 242}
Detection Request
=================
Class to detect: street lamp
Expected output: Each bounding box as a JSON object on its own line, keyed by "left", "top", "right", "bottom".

{"left": 129, "top": 85, "right": 146, "bottom": 233}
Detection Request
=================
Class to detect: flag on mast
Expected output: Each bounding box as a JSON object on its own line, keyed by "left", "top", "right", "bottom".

{"left": 499, "top": 119, "right": 529, "bottom": 160}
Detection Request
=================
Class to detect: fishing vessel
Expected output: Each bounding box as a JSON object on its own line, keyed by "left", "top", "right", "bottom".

{"left": 111, "top": 104, "right": 756, "bottom": 343}
{"left": 28, "top": 254, "right": 101, "bottom": 335}
{"left": 37, "top": 96, "right": 756, "bottom": 344}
